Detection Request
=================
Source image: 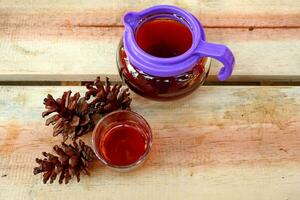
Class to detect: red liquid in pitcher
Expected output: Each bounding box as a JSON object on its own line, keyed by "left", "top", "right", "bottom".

{"left": 135, "top": 19, "right": 193, "bottom": 57}
{"left": 100, "top": 124, "right": 147, "bottom": 166}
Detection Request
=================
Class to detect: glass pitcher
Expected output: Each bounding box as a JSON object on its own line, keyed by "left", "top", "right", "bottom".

{"left": 117, "top": 5, "right": 235, "bottom": 100}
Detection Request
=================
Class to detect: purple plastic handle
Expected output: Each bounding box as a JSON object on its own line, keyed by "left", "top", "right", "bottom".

{"left": 195, "top": 42, "right": 235, "bottom": 81}
{"left": 123, "top": 5, "right": 235, "bottom": 81}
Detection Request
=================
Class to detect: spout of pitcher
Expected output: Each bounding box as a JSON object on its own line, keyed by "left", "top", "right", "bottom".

{"left": 123, "top": 12, "right": 141, "bottom": 31}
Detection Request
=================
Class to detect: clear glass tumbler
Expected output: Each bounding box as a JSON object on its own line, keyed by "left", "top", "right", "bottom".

{"left": 92, "top": 110, "right": 152, "bottom": 171}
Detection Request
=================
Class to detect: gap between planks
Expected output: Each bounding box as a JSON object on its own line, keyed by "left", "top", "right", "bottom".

{"left": 74, "top": 24, "right": 300, "bottom": 29}
{"left": 1, "top": 81, "right": 300, "bottom": 86}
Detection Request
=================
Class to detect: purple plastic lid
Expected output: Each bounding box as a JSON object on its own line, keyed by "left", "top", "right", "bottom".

{"left": 123, "top": 5, "right": 235, "bottom": 81}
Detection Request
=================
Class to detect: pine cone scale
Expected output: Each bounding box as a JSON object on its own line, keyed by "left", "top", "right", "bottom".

{"left": 45, "top": 114, "right": 60, "bottom": 126}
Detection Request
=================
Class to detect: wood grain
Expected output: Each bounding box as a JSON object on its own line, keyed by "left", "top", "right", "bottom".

{"left": 0, "top": 86, "right": 299, "bottom": 199}
{"left": 0, "top": 0, "right": 299, "bottom": 27}
{"left": 0, "top": 27, "right": 299, "bottom": 82}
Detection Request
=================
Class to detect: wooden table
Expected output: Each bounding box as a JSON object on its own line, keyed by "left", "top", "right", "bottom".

{"left": 0, "top": 1, "right": 299, "bottom": 199}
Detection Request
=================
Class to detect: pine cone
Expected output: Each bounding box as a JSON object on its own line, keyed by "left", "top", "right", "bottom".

{"left": 42, "top": 91, "right": 94, "bottom": 141}
{"left": 33, "top": 139, "right": 95, "bottom": 184}
{"left": 85, "top": 77, "right": 132, "bottom": 115}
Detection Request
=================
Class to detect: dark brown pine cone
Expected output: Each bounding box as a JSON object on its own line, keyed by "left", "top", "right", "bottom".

{"left": 42, "top": 91, "right": 94, "bottom": 141}
{"left": 85, "top": 76, "right": 132, "bottom": 115}
{"left": 33, "top": 139, "right": 95, "bottom": 184}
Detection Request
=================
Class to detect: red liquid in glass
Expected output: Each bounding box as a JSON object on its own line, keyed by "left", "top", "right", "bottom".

{"left": 135, "top": 19, "right": 193, "bottom": 58}
{"left": 100, "top": 124, "right": 146, "bottom": 166}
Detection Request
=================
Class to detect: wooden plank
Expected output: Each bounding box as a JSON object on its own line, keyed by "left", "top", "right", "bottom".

{"left": 0, "top": 0, "right": 299, "bottom": 27}
{"left": 0, "top": 86, "right": 299, "bottom": 199}
{"left": 0, "top": 27, "right": 299, "bottom": 82}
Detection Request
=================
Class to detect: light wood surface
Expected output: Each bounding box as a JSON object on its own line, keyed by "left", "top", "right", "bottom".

{"left": 0, "top": 86, "right": 299, "bottom": 199}
{"left": 0, "top": 27, "right": 299, "bottom": 82}
{"left": 1, "top": 0, "right": 299, "bottom": 27}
